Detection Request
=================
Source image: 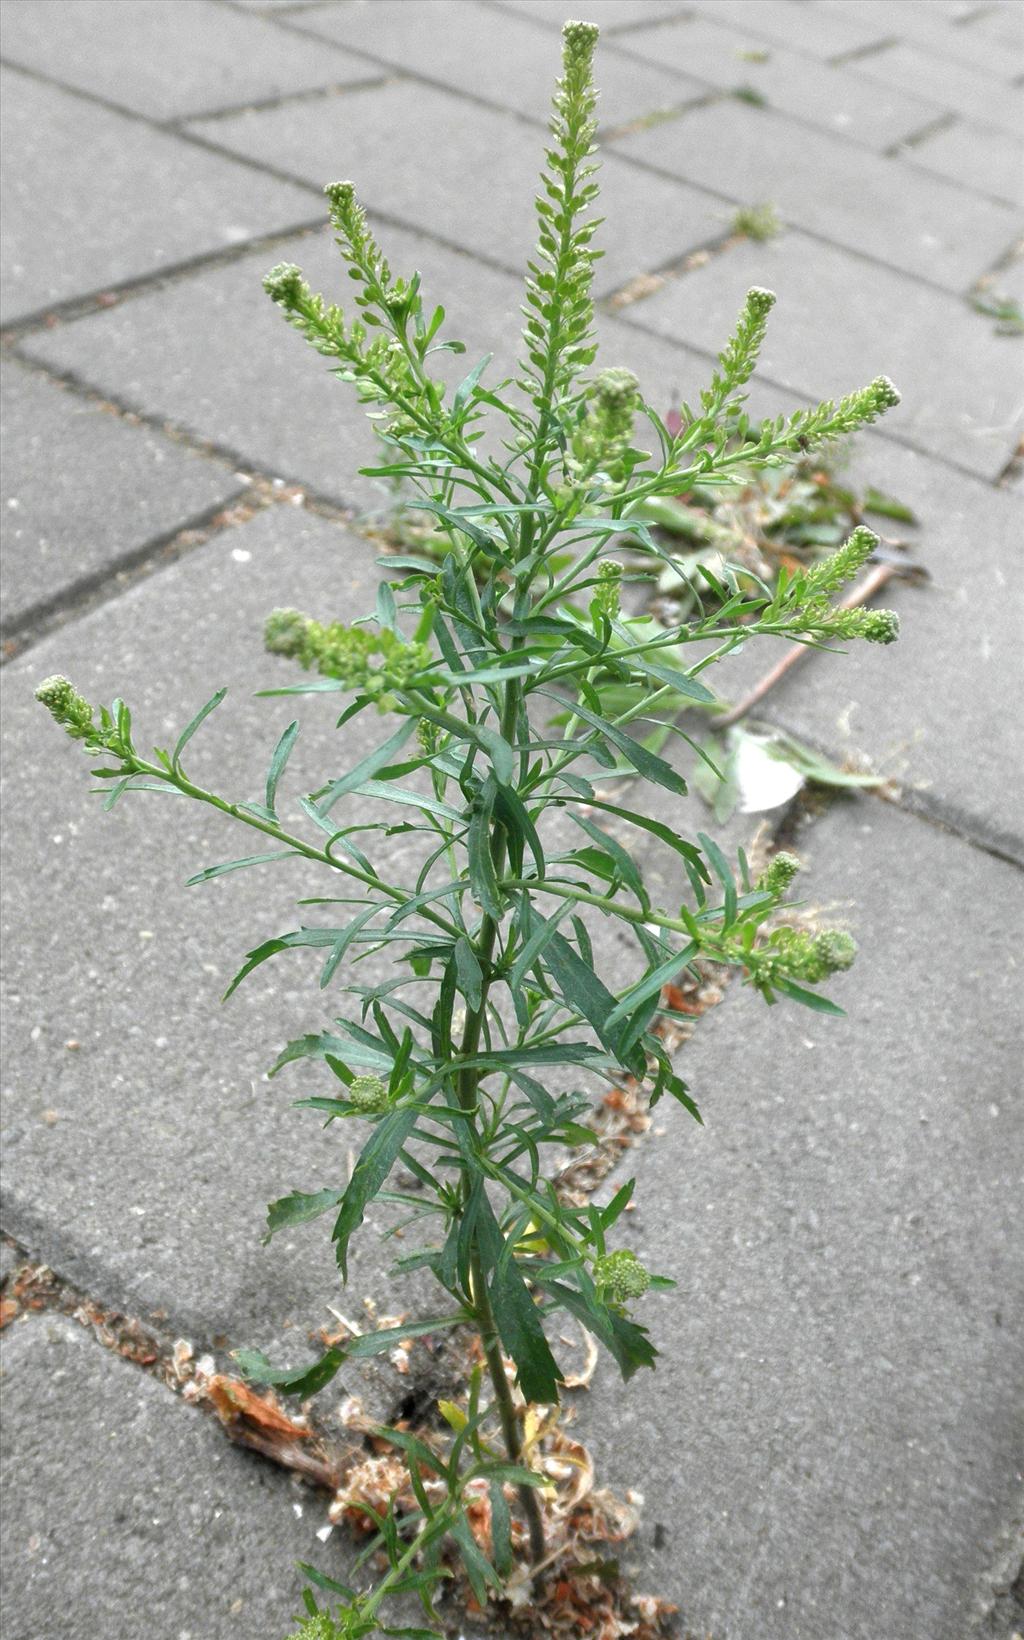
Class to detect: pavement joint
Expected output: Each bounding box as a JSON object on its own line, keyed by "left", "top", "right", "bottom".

{"left": 162, "top": 71, "right": 397, "bottom": 129}
{"left": 0, "top": 484, "right": 253, "bottom": 651}
{"left": 886, "top": 110, "right": 959, "bottom": 155}
{"left": 829, "top": 34, "right": 901, "bottom": 66}
{"left": 0, "top": 216, "right": 327, "bottom": 341}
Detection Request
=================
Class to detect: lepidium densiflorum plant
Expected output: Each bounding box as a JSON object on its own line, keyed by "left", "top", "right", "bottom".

{"left": 37, "top": 20, "right": 901, "bottom": 1638}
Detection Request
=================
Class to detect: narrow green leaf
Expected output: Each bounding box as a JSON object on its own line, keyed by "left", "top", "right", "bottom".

{"left": 333, "top": 1107, "right": 419, "bottom": 1279}
{"left": 774, "top": 977, "right": 846, "bottom": 1016}
{"left": 265, "top": 719, "right": 299, "bottom": 816}
{"left": 454, "top": 935, "right": 483, "bottom": 1011}
{"left": 604, "top": 940, "right": 699, "bottom": 1030}
{"left": 233, "top": 1344, "right": 346, "bottom": 1397}
{"left": 317, "top": 719, "right": 417, "bottom": 813}
{"left": 172, "top": 687, "right": 227, "bottom": 769}
{"left": 186, "top": 850, "right": 293, "bottom": 886}
{"left": 264, "top": 1187, "right": 343, "bottom": 1243}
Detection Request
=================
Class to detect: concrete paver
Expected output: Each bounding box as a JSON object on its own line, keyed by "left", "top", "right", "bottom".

{"left": 569, "top": 797, "right": 1024, "bottom": 1640}
{"left": 0, "top": 506, "right": 434, "bottom": 1350}
{"left": 15, "top": 224, "right": 532, "bottom": 510}
{"left": 502, "top": 0, "right": 691, "bottom": 30}
{"left": 290, "top": 0, "right": 708, "bottom": 130}
{"left": 847, "top": 41, "right": 1023, "bottom": 136}
{"left": 822, "top": 0, "right": 1024, "bottom": 71}
{"left": 692, "top": 0, "right": 894, "bottom": 60}
{"left": 0, "top": 67, "right": 318, "bottom": 326}
{"left": 0, "top": 0, "right": 383, "bottom": 120}
{"left": 17, "top": 221, "right": 747, "bottom": 512}
{"left": 0, "top": 1315, "right": 362, "bottom": 1640}
{"left": 617, "top": 229, "right": 1023, "bottom": 479}
{"left": 620, "top": 12, "right": 944, "bottom": 150}
{"left": 1, "top": 359, "right": 242, "bottom": 635}
{"left": 612, "top": 94, "right": 1020, "bottom": 292}
{"left": 906, "top": 118, "right": 1024, "bottom": 206}
{"left": 749, "top": 438, "right": 1024, "bottom": 865}
{"left": 187, "top": 78, "right": 730, "bottom": 296}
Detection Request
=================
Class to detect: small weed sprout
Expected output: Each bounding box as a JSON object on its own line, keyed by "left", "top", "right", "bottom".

{"left": 731, "top": 201, "right": 782, "bottom": 240}
{"left": 37, "top": 19, "right": 902, "bottom": 1638}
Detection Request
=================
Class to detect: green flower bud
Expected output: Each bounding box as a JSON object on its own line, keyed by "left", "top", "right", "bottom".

{"left": 858, "top": 608, "right": 900, "bottom": 645}
{"left": 812, "top": 929, "right": 856, "bottom": 975}
{"left": 759, "top": 850, "right": 800, "bottom": 896}
{"left": 264, "top": 608, "right": 310, "bottom": 659}
{"left": 869, "top": 375, "right": 901, "bottom": 411}
{"left": 417, "top": 717, "right": 439, "bottom": 756}
{"left": 595, "top": 1248, "right": 650, "bottom": 1304}
{"left": 35, "top": 675, "right": 95, "bottom": 740}
{"left": 285, "top": 1615, "right": 340, "bottom": 1640}
{"left": 262, "top": 262, "right": 305, "bottom": 308}
{"left": 563, "top": 19, "right": 600, "bottom": 60}
{"left": 324, "top": 180, "right": 356, "bottom": 216}
{"left": 746, "top": 285, "right": 777, "bottom": 315}
{"left": 593, "top": 560, "right": 622, "bottom": 622}
{"left": 347, "top": 1075, "right": 389, "bottom": 1114}
{"left": 591, "top": 366, "right": 639, "bottom": 411}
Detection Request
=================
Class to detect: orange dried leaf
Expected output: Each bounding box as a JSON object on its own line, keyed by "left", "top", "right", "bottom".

{"left": 206, "top": 1375, "right": 310, "bottom": 1440}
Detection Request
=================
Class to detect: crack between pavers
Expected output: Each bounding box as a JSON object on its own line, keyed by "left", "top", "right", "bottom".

{"left": 4, "top": 20, "right": 1013, "bottom": 345}
{"left": 828, "top": 33, "right": 899, "bottom": 67}
{"left": 163, "top": 70, "right": 396, "bottom": 128}
{"left": 598, "top": 219, "right": 778, "bottom": 312}
{"left": 0, "top": 216, "right": 329, "bottom": 341}
{"left": 885, "top": 110, "right": 958, "bottom": 156}
{"left": 0, "top": 485, "right": 253, "bottom": 651}
{"left": 258, "top": 0, "right": 1022, "bottom": 212}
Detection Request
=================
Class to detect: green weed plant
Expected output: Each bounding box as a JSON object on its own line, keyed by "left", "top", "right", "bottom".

{"left": 38, "top": 21, "right": 901, "bottom": 1638}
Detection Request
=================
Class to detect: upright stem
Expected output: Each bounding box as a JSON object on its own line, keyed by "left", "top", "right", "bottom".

{"left": 454, "top": 674, "right": 547, "bottom": 1566}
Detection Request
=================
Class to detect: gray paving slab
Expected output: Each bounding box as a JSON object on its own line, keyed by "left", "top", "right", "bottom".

{"left": 0, "top": 359, "right": 242, "bottom": 634}
{"left": 289, "top": 0, "right": 708, "bottom": 129}
{"left": 0, "top": 505, "right": 438, "bottom": 1352}
{"left": 611, "top": 94, "right": 1020, "bottom": 292}
{"left": 747, "top": 438, "right": 1024, "bottom": 865}
{"left": 0, "top": 1314, "right": 354, "bottom": 1640}
{"left": 501, "top": 0, "right": 692, "bottom": 30}
{"left": 187, "top": 78, "right": 729, "bottom": 296}
{"left": 617, "top": 229, "right": 1024, "bottom": 479}
{"left": 820, "top": 0, "right": 1024, "bottom": 78}
{"left": 848, "top": 41, "right": 1024, "bottom": 136}
{"left": 620, "top": 12, "right": 944, "bottom": 150}
{"left": 568, "top": 796, "right": 1024, "bottom": 1640}
{"left": 693, "top": 0, "right": 892, "bottom": 60}
{"left": 967, "top": 2, "right": 1024, "bottom": 53}
{"left": 15, "top": 225, "right": 517, "bottom": 511}
{"left": 0, "top": 67, "right": 318, "bottom": 326}
{"left": 0, "top": 0, "right": 382, "bottom": 120}
{"left": 907, "top": 118, "right": 1024, "bottom": 206}
{"left": 16, "top": 221, "right": 733, "bottom": 511}
{"left": 0, "top": 499, "right": 642, "bottom": 1367}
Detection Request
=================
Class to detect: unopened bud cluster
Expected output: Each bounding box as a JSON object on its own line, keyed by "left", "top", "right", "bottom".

{"left": 760, "top": 926, "right": 857, "bottom": 987}
{"left": 758, "top": 850, "right": 801, "bottom": 897}
{"left": 265, "top": 609, "right": 431, "bottom": 704}
{"left": 35, "top": 676, "right": 132, "bottom": 758}
{"left": 346, "top": 1075, "right": 390, "bottom": 1115}
{"left": 594, "top": 1248, "right": 650, "bottom": 1304}
{"left": 784, "top": 526, "right": 901, "bottom": 645}
{"left": 592, "top": 560, "right": 622, "bottom": 623}
{"left": 570, "top": 367, "right": 641, "bottom": 491}
{"left": 35, "top": 675, "right": 96, "bottom": 740}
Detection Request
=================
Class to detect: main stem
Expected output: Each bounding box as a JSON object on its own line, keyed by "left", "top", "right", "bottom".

{"left": 455, "top": 673, "right": 547, "bottom": 1567}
